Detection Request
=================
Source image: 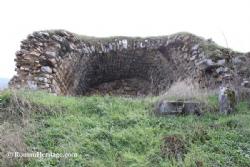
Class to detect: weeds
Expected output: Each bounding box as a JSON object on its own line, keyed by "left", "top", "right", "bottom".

{"left": 162, "top": 78, "right": 216, "bottom": 103}
{"left": 161, "top": 135, "right": 187, "bottom": 160}
{"left": 0, "top": 89, "right": 249, "bottom": 167}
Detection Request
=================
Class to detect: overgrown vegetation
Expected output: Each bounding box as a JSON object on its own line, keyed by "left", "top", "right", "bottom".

{"left": 0, "top": 89, "right": 250, "bottom": 167}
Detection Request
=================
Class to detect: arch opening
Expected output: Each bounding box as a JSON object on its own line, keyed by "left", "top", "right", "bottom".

{"left": 75, "top": 49, "right": 173, "bottom": 96}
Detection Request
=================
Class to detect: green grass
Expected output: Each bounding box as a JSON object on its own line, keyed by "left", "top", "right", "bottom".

{"left": 0, "top": 90, "right": 250, "bottom": 167}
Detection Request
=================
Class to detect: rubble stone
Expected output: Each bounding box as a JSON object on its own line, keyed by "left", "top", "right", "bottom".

{"left": 8, "top": 30, "right": 250, "bottom": 96}
{"left": 41, "top": 66, "right": 52, "bottom": 74}
{"left": 45, "top": 51, "right": 57, "bottom": 57}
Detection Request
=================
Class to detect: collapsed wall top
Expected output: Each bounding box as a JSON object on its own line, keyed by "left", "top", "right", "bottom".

{"left": 9, "top": 30, "right": 250, "bottom": 96}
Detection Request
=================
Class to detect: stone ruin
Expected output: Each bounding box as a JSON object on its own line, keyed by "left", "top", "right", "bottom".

{"left": 154, "top": 100, "right": 202, "bottom": 116}
{"left": 9, "top": 30, "right": 250, "bottom": 96}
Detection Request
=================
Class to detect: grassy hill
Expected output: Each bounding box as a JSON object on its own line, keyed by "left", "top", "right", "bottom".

{"left": 0, "top": 90, "right": 250, "bottom": 167}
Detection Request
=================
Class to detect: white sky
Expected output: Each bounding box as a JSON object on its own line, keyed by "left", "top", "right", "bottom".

{"left": 0, "top": 0, "right": 249, "bottom": 78}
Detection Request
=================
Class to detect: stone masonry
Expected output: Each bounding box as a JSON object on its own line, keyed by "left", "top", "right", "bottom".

{"left": 9, "top": 30, "right": 250, "bottom": 96}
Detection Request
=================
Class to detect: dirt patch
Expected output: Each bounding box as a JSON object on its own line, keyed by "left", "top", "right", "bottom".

{"left": 161, "top": 135, "right": 187, "bottom": 160}
{"left": 85, "top": 78, "right": 153, "bottom": 96}
{"left": 195, "top": 160, "right": 204, "bottom": 167}
{"left": 189, "top": 125, "right": 210, "bottom": 143}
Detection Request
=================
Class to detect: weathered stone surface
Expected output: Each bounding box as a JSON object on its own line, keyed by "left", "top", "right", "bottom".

{"left": 197, "top": 59, "right": 217, "bottom": 70}
{"left": 41, "top": 66, "right": 52, "bottom": 74}
{"left": 216, "top": 67, "right": 226, "bottom": 74}
{"left": 219, "top": 86, "right": 236, "bottom": 114}
{"left": 241, "top": 80, "right": 250, "bottom": 88}
{"left": 217, "top": 59, "right": 225, "bottom": 66}
{"left": 154, "top": 100, "right": 201, "bottom": 115}
{"left": 27, "top": 80, "right": 37, "bottom": 90}
{"left": 45, "top": 51, "right": 57, "bottom": 57}
{"left": 8, "top": 30, "right": 250, "bottom": 96}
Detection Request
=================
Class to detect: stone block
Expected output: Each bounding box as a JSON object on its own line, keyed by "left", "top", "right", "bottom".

{"left": 219, "top": 86, "right": 236, "bottom": 114}
{"left": 154, "top": 100, "right": 201, "bottom": 115}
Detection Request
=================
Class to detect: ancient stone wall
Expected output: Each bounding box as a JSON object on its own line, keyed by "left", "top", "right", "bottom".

{"left": 9, "top": 30, "right": 250, "bottom": 96}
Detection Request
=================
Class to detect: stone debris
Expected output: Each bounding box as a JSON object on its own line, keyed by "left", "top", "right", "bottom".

{"left": 9, "top": 30, "right": 250, "bottom": 96}
{"left": 154, "top": 100, "right": 201, "bottom": 115}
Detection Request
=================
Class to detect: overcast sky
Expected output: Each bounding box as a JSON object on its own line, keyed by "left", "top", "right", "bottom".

{"left": 0, "top": 0, "right": 249, "bottom": 79}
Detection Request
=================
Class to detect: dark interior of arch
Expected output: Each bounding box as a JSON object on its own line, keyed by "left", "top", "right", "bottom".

{"left": 76, "top": 49, "right": 173, "bottom": 96}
